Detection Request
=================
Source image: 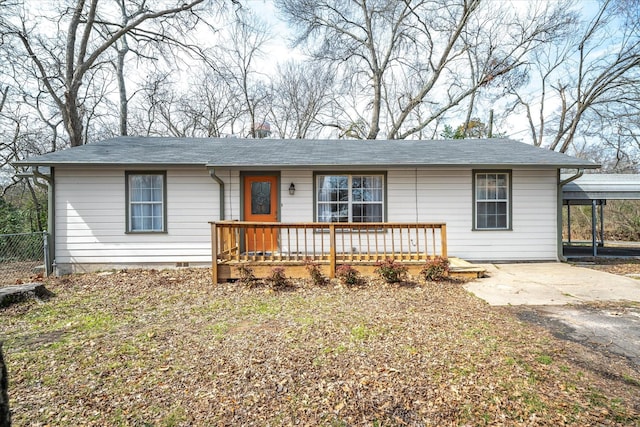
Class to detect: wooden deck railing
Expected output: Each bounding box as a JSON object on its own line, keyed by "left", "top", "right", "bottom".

{"left": 210, "top": 221, "right": 447, "bottom": 283}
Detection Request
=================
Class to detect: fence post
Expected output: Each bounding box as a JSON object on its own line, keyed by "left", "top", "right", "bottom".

{"left": 42, "top": 231, "right": 51, "bottom": 277}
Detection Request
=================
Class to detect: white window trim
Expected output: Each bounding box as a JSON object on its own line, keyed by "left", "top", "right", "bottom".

{"left": 126, "top": 172, "right": 167, "bottom": 233}
{"left": 315, "top": 173, "right": 385, "bottom": 223}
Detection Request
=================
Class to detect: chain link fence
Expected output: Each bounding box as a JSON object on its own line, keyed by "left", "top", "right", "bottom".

{"left": 0, "top": 232, "right": 48, "bottom": 286}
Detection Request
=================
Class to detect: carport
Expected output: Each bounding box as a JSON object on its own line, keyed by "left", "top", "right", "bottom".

{"left": 562, "top": 174, "right": 640, "bottom": 256}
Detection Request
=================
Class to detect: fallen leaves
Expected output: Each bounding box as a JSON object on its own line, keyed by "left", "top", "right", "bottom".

{"left": 0, "top": 268, "right": 638, "bottom": 426}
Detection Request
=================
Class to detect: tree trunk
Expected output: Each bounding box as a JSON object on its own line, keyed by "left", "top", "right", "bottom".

{"left": 117, "top": 45, "right": 128, "bottom": 136}
{"left": 65, "top": 90, "right": 84, "bottom": 147}
{"left": 0, "top": 342, "right": 10, "bottom": 427}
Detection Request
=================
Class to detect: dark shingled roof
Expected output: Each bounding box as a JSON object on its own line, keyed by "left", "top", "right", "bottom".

{"left": 15, "top": 136, "right": 599, "bottom": 169}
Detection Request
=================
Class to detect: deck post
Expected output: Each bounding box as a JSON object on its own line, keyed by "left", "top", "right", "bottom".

{"left": 211, "top": 222, "right": 218, "bottom": 284}
{"left": 441, "top": 224, "right": 447, "bottom": 258}
{"left": 329, "top": 223, "right": 336, "bottom": 278}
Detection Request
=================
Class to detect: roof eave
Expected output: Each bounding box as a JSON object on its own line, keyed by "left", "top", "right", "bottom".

{"left": 206, "top": 163, "right": 600, "bottom": 169}
{"left": 12, "top": 161, "right": 208, "bottom": 168}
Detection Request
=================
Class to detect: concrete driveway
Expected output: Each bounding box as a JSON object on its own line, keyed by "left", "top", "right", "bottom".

{"left": 464, "top": 262, "right": 640, "bottom": 306}
{"left": 465, "top": 262, "right": 640, "bottom": 367}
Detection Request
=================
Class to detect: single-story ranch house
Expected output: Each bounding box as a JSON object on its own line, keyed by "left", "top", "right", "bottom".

{"left": 16, "top": 137, "right": 598, "bottom": 279}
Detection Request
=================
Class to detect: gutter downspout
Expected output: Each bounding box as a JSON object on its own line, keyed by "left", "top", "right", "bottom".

{"left": 208, "top": 168, "right": 225, "bottom": 220}
{"left": 32, "top": 167, "right": 54, "bottom": 275}
{"left": 557, "top": 168, "right": 584, "bottom": 261}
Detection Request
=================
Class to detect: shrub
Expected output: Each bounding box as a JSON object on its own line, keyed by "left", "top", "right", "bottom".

{"left": 335, "top": 264, "right": 361, "bottom": 286}
{"left": 266, "top": 267, "right": 290, "bottom": 290}
{"left": 236, "top": 264, "right": 258, "bottom": 287}
{"left": 304, "top": 259, "right": 327, "bottom": 286}
{"left": 420, "top": 256, "right": 450, "bottom": 281}
{"left": 374, "top": 258, "right": 409, "bottom": 283}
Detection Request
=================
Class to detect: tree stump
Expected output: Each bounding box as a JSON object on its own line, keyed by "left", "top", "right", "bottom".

{"left": 0, "top": 283, "right": 52, "bottom": 308}
{"left": 0, "top": 342, "right": 10, "bottom": 427}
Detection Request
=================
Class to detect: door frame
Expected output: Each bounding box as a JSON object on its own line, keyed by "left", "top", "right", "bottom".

{"left": 240, "top": 171, "right": 281, "bottom": 222}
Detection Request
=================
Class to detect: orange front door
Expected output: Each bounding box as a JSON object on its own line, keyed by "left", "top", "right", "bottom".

{"left": 243, "top": 175, "right": 278, "bottom": 252}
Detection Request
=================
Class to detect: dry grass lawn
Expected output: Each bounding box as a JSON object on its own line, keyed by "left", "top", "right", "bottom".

{"left": 1, "top": 268, "right": 639, "bottom": 426}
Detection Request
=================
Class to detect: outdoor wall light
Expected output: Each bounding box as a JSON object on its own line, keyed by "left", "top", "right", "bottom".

{"left": 289, "top": 182, "right": 296, "bottom": 195}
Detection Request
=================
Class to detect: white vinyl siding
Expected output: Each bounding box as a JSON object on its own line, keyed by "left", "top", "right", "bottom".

{"left": 280, "top": 170, "right": 313, "bottom": 222}
{"left": 386, "top": 168, "right": 558, "bottom": 261}
{"left": 54, "top": 167, "right": 223, "bottom": 272}
{"left": 53, "top": 166, "right": 559, "bottom": 272}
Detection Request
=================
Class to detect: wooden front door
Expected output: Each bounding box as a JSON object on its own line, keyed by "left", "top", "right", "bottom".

{"left": 243, "top": 175, "right": 278, "bottom": 252}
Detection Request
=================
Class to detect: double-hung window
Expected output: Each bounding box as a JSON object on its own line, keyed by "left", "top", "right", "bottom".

{"left": 316, "top": 174, "right": 384, "bottom": 223}
{"left": 126, "top": 172, "right": 166, "bottom": 233}
{"left": 474, "top": 171, "right": 511, "bottom": 230}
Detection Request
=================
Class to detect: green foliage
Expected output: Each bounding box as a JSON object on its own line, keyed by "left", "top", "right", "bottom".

{"left": 0, "top": 185, "right": 48, "bottom": 234}
{"left": 0, "top": 197, "right": 23, "bottom": 234}
{"left": 374, "top": 258, "right": 408, "bottom": 283}
{"left": 266, "top": 267, "right": 290, "bottom": 290}
{"left": 440, "top": 124, "right": 466, "bottom": 139}
{"left": 335, "top": 264, "right": 361, "bottom": 286}
{"left": 304, "top": 259, "right": 327, "bottom": 286}
{"left": 420, "top": 256, "right": 450, "bottom": 281}
{"left": 440, "top": 119, "right": 507, "bottom": 139}
{"left": 236, "top": 264, "right": 258, "bottom": 288}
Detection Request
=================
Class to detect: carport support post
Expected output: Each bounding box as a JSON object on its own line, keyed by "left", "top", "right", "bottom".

{"left": 600, "top": 202, "right": 604, "bottom": 247}
{"left": 567, "top": 201, "right": 571, "bottom": 243}
{"left": 591, "top": 199, "right": 597, "bottom": 257}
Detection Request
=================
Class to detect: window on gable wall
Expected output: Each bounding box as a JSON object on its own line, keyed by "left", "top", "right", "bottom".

{"left": 126, "top": 172, "right": 167, "bottom": 233}
{"left": 473, "top": 170, "right": 511, "bottom": 230}
{"left": 316, "top": 174, "right": 384, "bottom": 222}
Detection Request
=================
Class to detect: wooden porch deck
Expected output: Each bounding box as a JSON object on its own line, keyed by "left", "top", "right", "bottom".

{"left": 210, "top": 221, "right": 484, "bottom": 283}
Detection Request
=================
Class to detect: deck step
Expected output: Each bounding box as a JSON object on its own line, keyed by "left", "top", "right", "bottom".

{"left": 449, "top": 258, "right": 486, "bottom": 279}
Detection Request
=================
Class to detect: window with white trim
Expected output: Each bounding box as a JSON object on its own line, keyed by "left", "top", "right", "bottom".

{"left": 126, "top": 172, "right": 166, "bottom": 232}
{"left": 474, "top": 171, "right": 510, "bottom": 230}
{"left": 316, "top": 174, "right": 384, "bottom": 222}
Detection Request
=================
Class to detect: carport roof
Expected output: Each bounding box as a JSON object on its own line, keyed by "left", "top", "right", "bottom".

{"left": 15, "top": 136, "right": 599, "bottom": 169}
{"left": 562, "top": 174, "right": 640, "bottom": 201}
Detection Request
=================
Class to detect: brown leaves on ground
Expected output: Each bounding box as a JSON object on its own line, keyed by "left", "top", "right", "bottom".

{"left": 575, "top": 258, "right": 640, "bottom": 277}
{"left": 1, "top": 268, "right": 639, "bottom": 426}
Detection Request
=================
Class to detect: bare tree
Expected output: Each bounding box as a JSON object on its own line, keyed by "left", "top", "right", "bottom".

{"left": 0, "top": 0, "right": 209, "bottom": 146}
{"left": 506, "top": 0, "right": 640, "bottom": 154}
{"left": 268, "top": 61, "right": 335, "bottom": 138}
{"left": 277, "top": 0, "right": 414, "bottom": 139}
{"left": 277, "top": 0, "right": 574, "bottom": 140}
{"left": 207, "top": 11, "right": 272, "bottom": 138}
{"left": 180, "top": 71, "right": 244, "bottom": 137}
{"left": 386, "top": 0, "right": 574, "bottom": 139}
